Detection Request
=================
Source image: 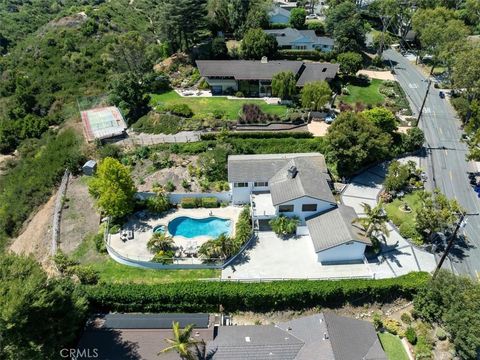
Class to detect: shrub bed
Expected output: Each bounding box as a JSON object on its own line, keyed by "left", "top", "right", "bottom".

{"left": 202, "top": 197, "right": 219, "bottom": 208}
{"left": 82, "top": 272, "right": 429, "bottom": 313}
{"left": 200, "top": 132, "right": 313, "bottom": 140}
{"left": 180, "top": 197, "right": 219, "bottom": 208}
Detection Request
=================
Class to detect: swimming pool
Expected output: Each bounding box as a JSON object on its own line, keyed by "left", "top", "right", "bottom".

{"left": 167, "top": 216, "right": 232, "bottom": 239}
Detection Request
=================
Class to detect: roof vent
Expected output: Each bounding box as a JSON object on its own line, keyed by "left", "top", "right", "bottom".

{"left": 261, "top": 56, "right": 268, "bottom": 64}
{"left": 322, "top": 67, "right": 327, "bottom": 72}
{"left": 287, "top": 165, "right": 298, "bottom": 179}
{"left": 245, "top": 336, "right": 251, "bottom": 342}
{"left": 287, "top": 326, "right": 292, "bottom": 331}
{"left": 323, "top": 332, "right": 329, "bottom": 340}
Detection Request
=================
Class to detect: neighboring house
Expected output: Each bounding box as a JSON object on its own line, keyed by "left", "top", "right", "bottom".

{"left": 208, "top": 313, "right": 388, "bottom": 360}
{"left": 264, "top": 28, "right": 334, "bottom": 52}
{"left": 196, "top": 59, "right": 339, "bottom": 96}
{"left": 76, "top": 313, "right": 214, "bottom": 360}
{"left": 227, "top": 153, "right": 370, "bottom": 264}
{"left": 269, "top": 6, "right": 291, "bottom": 24}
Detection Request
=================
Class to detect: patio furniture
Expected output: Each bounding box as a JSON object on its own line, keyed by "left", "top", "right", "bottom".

{"left": 127, "top": 230, "right": 134, "bottom": 240}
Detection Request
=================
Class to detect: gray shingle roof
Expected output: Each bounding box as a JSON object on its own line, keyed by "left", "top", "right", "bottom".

{"left": 264, "top": 29, "right": 335, "bottom": 48}
{"left": 103, "top": 313, "right": 210, "bottom": 329}
{"left": 296, "top": 63, "right": 340, "bottom": 86}
{"left": 227, "top": 153, "right": 323, "bottom": 183}
{"left": 268, "top": 6, "right": 291, "bottom": 19}
{"left": 268, "top": 156, "right": 335, "bottom": 205}
{"left": 306, "top": 205, "right": 371, "bottom": 252}
{"left": 207, "top": 325, "right": 304, "bottom": 359}
{"left": 323, "top": 312, "right": 388, "bottom": 360}
{"left": 196, "top": 60, "right": 304, "bottom": 81}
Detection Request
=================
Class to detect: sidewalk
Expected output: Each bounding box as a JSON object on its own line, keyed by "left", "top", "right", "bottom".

{"left": 341, "top": 157, "right": 444, "bottom": 279}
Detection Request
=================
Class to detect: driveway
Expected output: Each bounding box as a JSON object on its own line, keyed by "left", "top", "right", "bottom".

{"left": 222, "top": 231, "right": 373, "bottom": 280}
{"left": 342, "top": 157, "right": 452, "bottom": 278}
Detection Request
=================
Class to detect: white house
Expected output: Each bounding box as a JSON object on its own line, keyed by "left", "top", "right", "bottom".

{"left": 227, "top": 153, "right": 371, "bottom": 264}
{"left": 264, "top": 28, "right": 334, "bottom": 52}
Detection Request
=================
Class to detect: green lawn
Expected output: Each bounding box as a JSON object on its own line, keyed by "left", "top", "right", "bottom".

{"left": 71, "top": 232, "right": 220, "bottom": 284}
{"left": 385, "top": 191, "right": 424, "bottom": 244}
{"left": 151, "top": 91, "right": 288, "bottom": 120}
{"left": 379, "top": 332, "right": 409, "bottom": 360}
{"left": 339, "top": 78, "right": 386, "bottom": 106}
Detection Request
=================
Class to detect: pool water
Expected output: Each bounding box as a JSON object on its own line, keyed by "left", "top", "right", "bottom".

{"left": 167, "top": 216, "right": 231, "bottom": 239}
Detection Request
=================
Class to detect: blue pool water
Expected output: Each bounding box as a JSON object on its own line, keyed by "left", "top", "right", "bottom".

{"left": 167, "top": 216, "right": 231, "bottom": 239}
{"left": 153, "top": 225, "right": 165, "bottom": 234}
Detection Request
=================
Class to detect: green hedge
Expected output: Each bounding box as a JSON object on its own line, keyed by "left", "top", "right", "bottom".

{"left": 200, "top": 131, "right": 314, "bottom": 140}
{"left": 181, "top": 197, "right": 219, "bottom": 208}
{"left": 202, "top": 197, "right": 219, "bottom": 208}
{"left": 277, "top": 49, "right": 335, "bottom": 62}
{"left": 82, "top": 272, "right": 429, "bottom": 313}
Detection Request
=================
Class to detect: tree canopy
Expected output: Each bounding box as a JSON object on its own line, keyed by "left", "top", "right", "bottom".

{"left": 337, "top": 52, "right": 363, "bottom": 76}
{"left": 241, "top": 28, "right": 278, "bottom": 59}
{"left": 290, "top": 8, "right": 307, "bottom": 29}
{"left": 362, "top": 107, "right": 398, "bottom": 134}
{"left": 88, "top": 157, "right": 137, "bottom": 219}
{"left": 326, "top": 112, "right": 392, "bottom": 177}
{"left": 0, "top": 254, "right": 87, "bottom": 359}
{"left": 271, "top": 71, "right": 297, "bottom": 100}
{"left": 300, "top": 81, "right": 332, "bottom": 110}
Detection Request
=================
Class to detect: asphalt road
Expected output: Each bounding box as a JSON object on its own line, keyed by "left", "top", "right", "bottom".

{"left": 383, "top": 49, "right": 480, "bottom": 279}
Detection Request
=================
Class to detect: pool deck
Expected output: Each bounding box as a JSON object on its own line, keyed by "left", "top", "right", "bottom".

{"left": 109, "top": 206, "right": 243, "bottom": 262}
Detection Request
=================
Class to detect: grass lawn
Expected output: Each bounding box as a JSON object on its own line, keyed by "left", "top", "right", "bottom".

{"left": 151, "top": 90, "right": 288, "bottom": 120}
{"left": 339, "top": 78, "right": 385, "bottom": 106}
{"left": 378, "top": 332, "right": 409, "bottom": 360}
{"left": 385, "top": 191, "right": 424, "bottom": 244}
{"left": 71, "top": 232, "right": 220, "bottom": 284}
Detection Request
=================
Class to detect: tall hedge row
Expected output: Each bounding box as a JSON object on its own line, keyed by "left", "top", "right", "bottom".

{"left": 200, "top": 132, "right": 314, "bottom": 140}
{"left": 82, "top": 272, "right": 428, "bottom": 313}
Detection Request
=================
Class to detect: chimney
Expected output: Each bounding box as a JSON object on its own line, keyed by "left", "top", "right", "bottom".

{"left": 323, "top": 332, "right": 329, "bottom": 340}
{"left": 261, "top": 56, "right": 268, "bottom": 64}
{"left": 287, "top": 165, "right": 298, "bottom": 179}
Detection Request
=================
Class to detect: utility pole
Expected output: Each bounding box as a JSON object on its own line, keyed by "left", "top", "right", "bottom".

{"left": 432, "top": 212, "right": 477, "bottom": 279}
{"left": 417, "top": 79, "right": 432, "bottom": 127}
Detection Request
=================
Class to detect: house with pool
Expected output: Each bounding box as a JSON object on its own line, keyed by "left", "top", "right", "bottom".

{"left": 228, "top": 153, "right": 371, "bottom": 264}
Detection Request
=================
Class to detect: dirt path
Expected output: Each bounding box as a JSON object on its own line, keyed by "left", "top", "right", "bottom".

{"left": 357, "top": 70, "right": 395, "bottom": 81}
{"left": 10, "top": 195, "right": 55, "bottom": 262}
{"left": 60, "top": 176, "right": 100, "bottom": 254}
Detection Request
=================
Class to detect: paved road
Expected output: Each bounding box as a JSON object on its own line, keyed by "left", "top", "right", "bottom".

{"left": 384, "top": 49, "right": 480, "bottom": 278}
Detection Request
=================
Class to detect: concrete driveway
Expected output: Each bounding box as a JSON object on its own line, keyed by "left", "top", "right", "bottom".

{"left": 341, "top": 158, "right": 451, "bottom": 278}
{"left": 222, "top": 231, "right": 373, "bottom": 280}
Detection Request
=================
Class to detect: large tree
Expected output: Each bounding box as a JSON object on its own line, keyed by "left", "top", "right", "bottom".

{"left": 370, "top": 0, "right": 400, "bottom": 54}
{"left": 300, "top": 81, "right": 332, "bottom": 110}
{"left": 353, "top": 201, "right": 390, "bottom": 247}
{"left": 325, "top": 112, "right": 392, "bottom": 177}
{"left": 362, "top": 107, "right": 398, "bottom": 134}
{"left": 88, "top": 157, "right": 137, "bottom": 219}
{"left": 271, "top": 71, "right": 297, "bottom": 100}
{"left": 157, "top": 0, "right": 208, "bottom": 52}
{"left": 241, "top": 28, "right": 277, "bottom": 59}
{"left": 0, "top": 254, "right": 87, "bottom": 359}
{"left": 337, "top": 51, "right": 363, "bottom": 76}
{"left": 412, "top": 7, "right": 470, "bottom": 74}
{"left": 290, "top": 8, "right": 307, "bottom": 29}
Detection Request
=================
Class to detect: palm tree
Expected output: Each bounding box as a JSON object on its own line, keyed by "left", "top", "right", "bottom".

{"left": 353, "top": 201, "right": 390, "bottom": 246}
{"left": 147, "top": 232, "right": 174, "bottom": 254}
{"left": 159, "top": 322, "right": 202, "bottom": 360}
{"left": 198, "top": 233, "right": 236, "bottom": 261}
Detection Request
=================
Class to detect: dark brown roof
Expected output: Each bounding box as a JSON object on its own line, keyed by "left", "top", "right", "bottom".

{"left": 196, "top": 60, "right": 304, "bottom": 80}
{"left": 296, "top": 63, "right": 340, "bottom": 86}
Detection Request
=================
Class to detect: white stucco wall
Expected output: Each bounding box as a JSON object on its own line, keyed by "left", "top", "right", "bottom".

{"left": 277, "top": 196, "right": 335, "bottom": 224}
{"left": 231, "top": 182, "right": 271, "bottom": 204}
{"left": 316, "top": 241, "right": 366, "bottom": 263}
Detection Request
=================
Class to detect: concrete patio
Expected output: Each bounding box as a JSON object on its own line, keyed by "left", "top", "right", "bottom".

{"left": 222, "top": 231, "right": 374, "bottom": 280}
{"left": 109, "top": 207, "right": 242, "bottom": 262}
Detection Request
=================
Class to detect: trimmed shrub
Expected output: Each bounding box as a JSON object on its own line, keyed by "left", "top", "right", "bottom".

{"left": 109, "top": 224, "right": 121, "bottom": 234}
{"left": 72, "top": 266, "right": 100, "bottom": 285}
{"left": 202, "top": 197, "right": 219, "bottom": 208}
{"left": 163, "top": 103, "right": 193, "bottom": 117}
{"left": 81, "top": 272, "right": 429, "bottom": 313}
{"left": 239, "top": 104, "right": 278, "bottom": 124}
{"left": 234, "top": 91, "right": 244, "bottom": 98}
{"left": 383, "top": 318, "right": 403, "bottom": 336}
{"left": 401, "top": 312, "right": 412, "bottom": 325}
{"left": 180, "top": 197, "right": 201, "bottom": 208}
{"left": 399, "top": 222, "right": 417, "bottom": 240}
{"left": 405, "top": 326, "right": 417, "bottom": 344}
{"left": 94, "top": 233, "right": 106, "bottom": 253}
{"left": 436, "top": 327, "right": 447, "bottom": 341}
{"left": 373, "top": 313, "right": 383, "bottom": 330}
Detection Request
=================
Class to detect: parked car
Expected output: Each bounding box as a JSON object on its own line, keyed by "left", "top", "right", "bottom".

{"left": 306, "top": 14, "right": 319, "bottom": 19}
{"left": 439, "top": 91, "right": 445, "bottom": 99}
{"left": 325, "top": 113, "right": 336, "bottom": 124}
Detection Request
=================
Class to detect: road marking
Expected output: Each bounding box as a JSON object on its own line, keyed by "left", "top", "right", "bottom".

{"left": 445, "top": 149, "right": 448, "bottom": 156}
{"left": 424, "top": 107, "right": 431, "bottom": 114}
{"left": 439, "top": 127, "right": 443, "bottom": 135}
{"left": 408, "top": 83, "right": 418, "bottom": 89}
{"left": 449, "top": 171, "right": 453, "bottom": 181}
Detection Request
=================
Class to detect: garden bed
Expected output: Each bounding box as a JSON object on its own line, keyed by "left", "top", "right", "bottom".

{"left": 378, "top": 332, "right": 409, "bottom": 360}
{"left": 385, "top": 191, "right": 424, "bottom": 244}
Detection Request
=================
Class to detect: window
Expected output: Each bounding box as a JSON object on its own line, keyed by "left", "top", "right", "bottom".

{"left": 302, "top": 204, "right": 317, "bottom": 212}
{"left": 254, "top": 181, "right": 268, "bottom": 187}
{"left": 279, "top": 204, "right": 294, "bottom": 212}
{"left": 234, "top": 182, "right": 248, "bottom": 188}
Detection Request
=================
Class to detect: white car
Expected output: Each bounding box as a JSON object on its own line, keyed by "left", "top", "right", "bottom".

{"left": 306, "top": 14, "right": 319, "bottom": 20}
{"left": 325, "top": 113, "right": 336, "bottom": 124}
